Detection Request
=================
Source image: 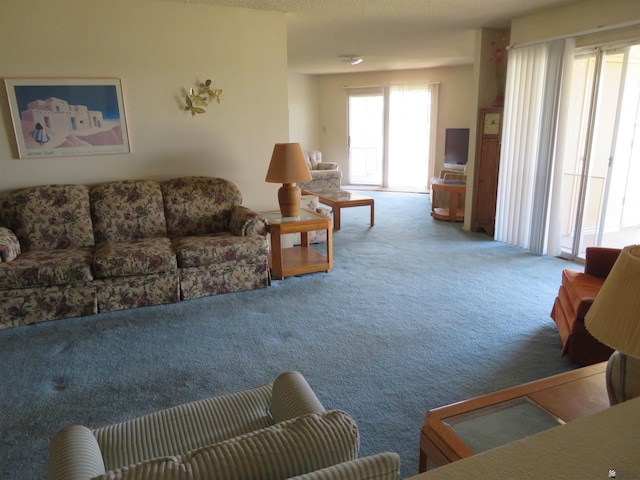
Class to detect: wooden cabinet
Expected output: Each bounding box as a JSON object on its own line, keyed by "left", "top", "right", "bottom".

{"left": 471, "top": 108, "right": 503, "bottom": 237}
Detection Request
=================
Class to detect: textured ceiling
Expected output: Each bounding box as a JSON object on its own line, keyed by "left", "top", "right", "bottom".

{"left": 161, "top": 0, "right": 579, "bottom": 74}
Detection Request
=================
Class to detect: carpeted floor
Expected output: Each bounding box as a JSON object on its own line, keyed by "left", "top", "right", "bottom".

{"left": 0, "top": 191, "right": 577, "bottom": 479}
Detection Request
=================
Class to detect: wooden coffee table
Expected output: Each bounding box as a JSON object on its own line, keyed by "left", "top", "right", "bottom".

{"left": 302, "top": 189, "right": 374, "bottom": 231}
{"left": 419, "top": 362, "right": 609, "bottom": 472}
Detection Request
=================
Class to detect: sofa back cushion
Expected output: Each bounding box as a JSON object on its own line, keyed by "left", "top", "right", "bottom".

{"left": 0, "top": 191, "right": 20, "bottom": 232}
{"left": 90, "top": 180, "right": 167, "bottom": 244}
{"left": 161, "top": 177, "right": 242, "bottom": 238}
{"left": 92, "top": 411, "right": 359, "bottom": 480}
{"left": 14, "top": 185, "right": 94, "bottom": 251}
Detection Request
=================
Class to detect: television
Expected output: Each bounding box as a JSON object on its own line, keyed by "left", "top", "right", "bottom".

{"left": 444, "top": 128, "right": 470, "bottom": 170}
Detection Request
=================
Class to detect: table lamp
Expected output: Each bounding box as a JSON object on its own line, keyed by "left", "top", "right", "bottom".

{"left": 265, "top": 143, "right": 312, "bottom": 217}
{"left": 585, "top": 244, "right": 640, "bottom": 405}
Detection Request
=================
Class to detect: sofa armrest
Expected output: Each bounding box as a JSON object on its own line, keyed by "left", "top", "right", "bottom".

{"left": 584, "top": 247, "right": 621, "bottom": 279}
{"left": 229, "top": 206, "right": 268, "bottom": 236}
{"left": 270, "top": 371, "right": 326, "bottom": 423}
{"left": 287, "top": 453, "right": 401, "bottom": 480}
{"left": 0, "top": 226, "right": 21, "bottom": 262}
{"left": 316, "top": 162, "right": 338, "bottom": 171}
{"left": 47, "top": 425, "right": 106, "bottom": 480}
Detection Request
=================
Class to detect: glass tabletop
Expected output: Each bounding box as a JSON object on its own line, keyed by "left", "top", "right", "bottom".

{"left": 443, "top": 397, "right": 564, "bottom": 454}
{"left": 261, "top": 208, "right": 324, "bottom": 224}
{"left": 306, "top": 189, "right": 370, "bottom": 201}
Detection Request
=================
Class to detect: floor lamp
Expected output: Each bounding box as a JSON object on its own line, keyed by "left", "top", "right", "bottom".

{"left": 585, "top": 244, "right": 640, "bottom": 405}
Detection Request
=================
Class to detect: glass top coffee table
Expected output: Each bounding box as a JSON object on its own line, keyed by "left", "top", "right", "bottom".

{"left": 419, "top": 362, "right": 609, "bottom": 472}
{"left": 302, "top": 189, "right": 374, "bottom": 231}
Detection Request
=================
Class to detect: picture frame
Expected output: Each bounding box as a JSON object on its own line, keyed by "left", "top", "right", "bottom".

{"left": 4, "top": 78, "right": 131, "bottom": 159}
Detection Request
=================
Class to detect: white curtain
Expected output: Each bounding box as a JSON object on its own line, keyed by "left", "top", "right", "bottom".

{"left": 388, "top": 84, "right": 438, "bottom": 190}
{"left": 495, "top": 39, "right": 574, "bottom": 255}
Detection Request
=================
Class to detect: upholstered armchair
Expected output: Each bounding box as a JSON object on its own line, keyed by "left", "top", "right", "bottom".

{"left": 550, "top": 246, "right": 621, "bottom": 365}
{"left": 47, "top": 372, "right": 400, "bottom": 480}
{"left": 298, "top": 151, "right": 342, "bottom": 192}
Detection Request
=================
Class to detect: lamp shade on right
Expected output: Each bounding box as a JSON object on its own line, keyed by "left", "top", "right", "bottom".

{"left": 585, "top": 245, "right": 640, "bottom": 359}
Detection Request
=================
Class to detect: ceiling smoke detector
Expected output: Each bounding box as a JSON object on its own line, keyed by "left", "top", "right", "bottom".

{"left": 339, "top": 55, "right": 364, "bottom": 65}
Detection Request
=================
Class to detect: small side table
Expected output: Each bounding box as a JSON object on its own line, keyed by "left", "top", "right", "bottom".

{"left": 431, "top": 179, "right": 466, "bottom": 222}
{"left": 262, "top": 209, "right": 333, "bottom": 280}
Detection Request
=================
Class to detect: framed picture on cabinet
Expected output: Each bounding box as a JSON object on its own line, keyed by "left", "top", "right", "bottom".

{"left": 4, "top": 78, "right": 131, "bottom": 159}
{"left": 483, "top": 111, "right": 501, "bottom": 135}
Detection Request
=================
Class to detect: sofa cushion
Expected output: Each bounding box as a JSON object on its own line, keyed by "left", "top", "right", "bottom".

{"left": 14, "top": 185, "right": 94, "bottom": 251}
{"left": 173, "top": 233, "right": 269, "bottom": 268}
{"left": 316, "top": 162, "right": 338, "bottom": 171}
{"left": 0, "top": 227, "right": 21, "bottom": 262}
{"left": 92, "top": 411, "right": 359, "bottom": 480}
{"left": 161, "top": 177, "right": 242, "bottom": 238}
{"left": 90, "top": 180, "right": 167, "bottom": 244}
{"left": 93, "top": 238, "right": 177, "bottom": 279}
{"left": 561, "top": 269, "right": 605, "bottom": 319}
{"left": 0, "top": 284, "right": 97, "bottom": 329}
{"left": 304, "top": 151, "right": 323, "bottom": 170}
{"left": 0, "top": 248, "right": 94, "bottom": 289}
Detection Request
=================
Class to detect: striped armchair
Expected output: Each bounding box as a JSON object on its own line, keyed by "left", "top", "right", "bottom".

{"left": 47, "top": 371, "right": 400, "bottom": 480}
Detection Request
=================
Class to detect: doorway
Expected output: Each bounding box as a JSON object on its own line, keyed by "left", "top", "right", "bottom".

{"left": 347, "top": 84, "right": 438, "bottom": 192}
{"left": 561, "top": 43, "right": 640, "bottom": 259}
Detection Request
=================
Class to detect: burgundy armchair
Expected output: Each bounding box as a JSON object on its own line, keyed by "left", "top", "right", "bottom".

{"left": 550, "top": 246, "right": 621, "bottom": 366}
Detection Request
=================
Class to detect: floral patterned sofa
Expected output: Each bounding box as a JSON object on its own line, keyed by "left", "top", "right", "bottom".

{"left": 0, "top": 176, "right": 270, "bottom": 329}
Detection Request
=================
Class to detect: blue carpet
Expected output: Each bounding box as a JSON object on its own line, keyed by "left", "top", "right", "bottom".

{"left": 0, "top": 191, "right": 577, "bottom": 479}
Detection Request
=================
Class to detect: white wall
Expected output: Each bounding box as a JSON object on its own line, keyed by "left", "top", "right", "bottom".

{"left": 0, "top": 0, "right": 289, "bottom": 211}
{"left": 288, "top": 73, "right": 321, "bottom": 150}
{"left": 315, "top": 66, "right": 474, "bottom": 185}
{"left": 511, "top": 0, "right": 640, "bottom": 47}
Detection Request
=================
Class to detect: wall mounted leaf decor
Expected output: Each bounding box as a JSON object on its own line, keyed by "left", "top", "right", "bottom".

{"left": 184, "top": 79, "right": 222, "bottom": 116}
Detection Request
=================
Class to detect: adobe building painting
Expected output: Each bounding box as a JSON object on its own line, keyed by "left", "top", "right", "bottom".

{"left": 7, "top": 81, "right": 130, "bottom": 158}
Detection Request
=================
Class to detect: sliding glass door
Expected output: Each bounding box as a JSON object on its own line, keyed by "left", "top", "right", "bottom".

{"left": 348, "top": 92, "right": 384, "bottom": 185}
{"left": 347, "top": 84, "right": 438, "bottom": 191}
{"left": 388, "top": 85, "right": 433, "bottom": 191}
{"left": 560, "top": 43, "right": 640, "bottom": 259}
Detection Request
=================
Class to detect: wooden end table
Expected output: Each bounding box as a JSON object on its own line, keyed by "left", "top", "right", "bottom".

{"left": 262, "top": 209, "right": 332, "bottom": 280}
{"left": 419, "top": 362, "right": 609, "bottom": 472}
{"left": 431, "top": 179, "right": 466, "bottom": 222}
{"left": 302, "top": 189, "right": 374, "bottom": 231}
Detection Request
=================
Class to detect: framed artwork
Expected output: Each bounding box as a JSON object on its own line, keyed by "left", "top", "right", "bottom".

{"left": 4, "top": 78, "right": 131, "bottom": 159}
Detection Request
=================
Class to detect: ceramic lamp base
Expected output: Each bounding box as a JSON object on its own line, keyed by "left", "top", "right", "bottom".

{"left": 278, "top": 183, "right": 301, "bottom": 217}
{"left": 606, "top": 350, "right": 640, "bottom": 405}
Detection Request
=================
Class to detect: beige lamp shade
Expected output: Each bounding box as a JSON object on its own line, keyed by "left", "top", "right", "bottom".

{"left": 265, "top": 143, "right": 312, "bottom": 217}
{"left": 585, "top": 245, "right": 640, "bottom": 359}
{"left": 265, "top": 143, "right": 312, "bottom": 184}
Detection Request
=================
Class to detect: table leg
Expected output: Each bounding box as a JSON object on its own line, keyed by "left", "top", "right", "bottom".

{"left": 449, "top": 192, "right": 459, "bottom": 221}
{"left": 333, "top": 207, "right": 341, "bottom": 231}
{"left": 269, "top": 229, "right": 283, "bottom": 280}
{"left": 419, "top": 449, "right": 428, "bottom": 473}
{"left": 370, "top": 201, "right": 375, "bottom": 227}
{"left": 325, "top": 221, "right": 333, "bottom": 272}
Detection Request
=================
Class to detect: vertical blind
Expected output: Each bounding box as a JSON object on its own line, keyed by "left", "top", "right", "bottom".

{"left": 495, "top": 39, "right": 573, "bottom": 255}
